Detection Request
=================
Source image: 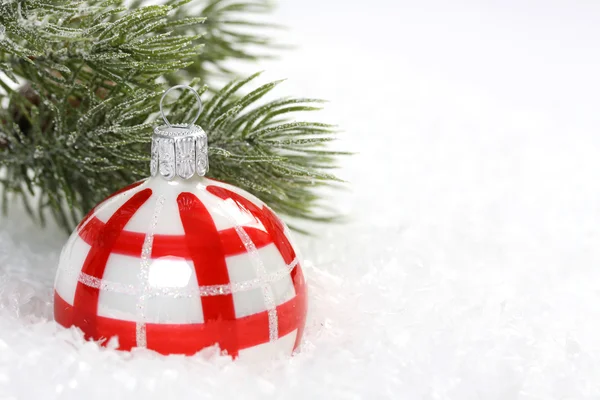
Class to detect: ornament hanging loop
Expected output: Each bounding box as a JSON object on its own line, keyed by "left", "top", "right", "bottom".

{"left": 152, "top": 84, "right": 208, "bottom": 180}
{"left": 159, "top": 84, "right": 203, "bottom": 128}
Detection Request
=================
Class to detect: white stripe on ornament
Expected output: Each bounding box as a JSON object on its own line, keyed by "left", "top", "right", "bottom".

{"left": 77, "top": 273, "right": 137, "bottom": 295}
{"left": 135, "top": 195, "right": 165, "bottom": 348}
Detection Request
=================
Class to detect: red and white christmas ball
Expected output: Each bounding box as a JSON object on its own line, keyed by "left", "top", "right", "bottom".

{"left": 53, "top": 86, "right": 307, "bottom": 360}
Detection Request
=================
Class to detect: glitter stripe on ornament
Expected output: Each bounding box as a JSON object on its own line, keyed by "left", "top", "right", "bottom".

{"left": 236, "top": 224, "right": 279, "bottom": 342}
{"left": 136, "top": 195, "right": 165, "bottom": 348}
{"left": 72, "top": 258, "right": 299, "bottom": 298}
{"left": 77, "top": 273, "right": 137, "bottom": 295}
{"left": 208, "top": 194, "right": 279, "bottom": 342}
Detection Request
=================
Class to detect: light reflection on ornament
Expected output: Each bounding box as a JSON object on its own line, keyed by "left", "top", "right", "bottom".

{"left": 148, "top": 257, "right": 193, "bottom": 289}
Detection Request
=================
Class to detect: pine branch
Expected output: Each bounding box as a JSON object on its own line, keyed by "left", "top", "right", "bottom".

{"left": 0, "top": 0, "right": 346, "bottom": 233}
{"left": 168, "top": 74, "right": 346, "bottom": 222}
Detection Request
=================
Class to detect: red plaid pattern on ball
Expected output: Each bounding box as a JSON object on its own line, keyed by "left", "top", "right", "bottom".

{"left": 54, "top": 179, "right": 307, "bottom": 358}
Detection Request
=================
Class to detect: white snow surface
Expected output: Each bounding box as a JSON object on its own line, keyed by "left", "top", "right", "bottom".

{"left": 3, "top": 1, "right": 600, "bottom": 398}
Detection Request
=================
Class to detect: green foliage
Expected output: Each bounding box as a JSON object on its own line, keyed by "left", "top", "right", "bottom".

{"left": 0, "top": 0, "right": 345, "bottom": 232}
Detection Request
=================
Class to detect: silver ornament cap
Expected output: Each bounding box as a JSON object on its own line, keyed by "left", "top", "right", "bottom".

{"left": 150, "top": 85, "right": 208, "bottom": 180}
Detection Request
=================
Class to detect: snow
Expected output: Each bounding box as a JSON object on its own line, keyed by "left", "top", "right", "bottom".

{"left": 3, "top": 0, "right": 600, "bottom": 398}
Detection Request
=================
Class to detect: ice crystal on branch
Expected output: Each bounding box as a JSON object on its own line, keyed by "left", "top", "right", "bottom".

{"left": 0, "top": 0, "right": 344, "bottom": 232}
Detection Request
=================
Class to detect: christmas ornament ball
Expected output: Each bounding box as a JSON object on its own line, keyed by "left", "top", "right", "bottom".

{"left": 53, "top": 86, "right": 307, "bottom": 360}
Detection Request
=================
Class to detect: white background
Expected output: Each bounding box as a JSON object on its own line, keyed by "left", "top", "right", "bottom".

{"left": 3, "top": 1, "right": 600, "bottom": 398}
